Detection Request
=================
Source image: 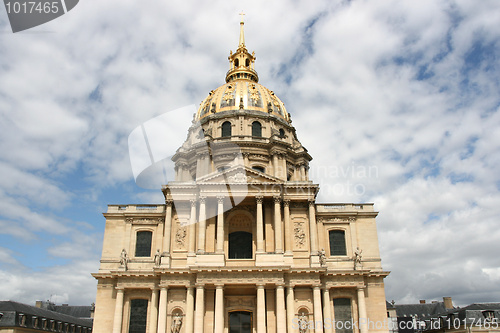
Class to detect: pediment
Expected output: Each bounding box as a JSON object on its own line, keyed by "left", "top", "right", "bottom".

{"left": 196, "top": 166, "right": 282, "bottom": 184}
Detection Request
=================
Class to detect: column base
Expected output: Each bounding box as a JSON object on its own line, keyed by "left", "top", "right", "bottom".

{"left": 160, "top": 254, "right": 171, "bottom": 268}
{"left": 195, "top": 253, "right": 225, "bottom": 266}
{"left": 256, "top": 253, "right": 285, "bottom": 266}
{"left": 310, "top": 254, "right": 321, "bottom": 267}
{"left": 187, "top": 253, "right": 196, "bottom": 266}
{"left": 284, "top": 252, "right": 294, "bottom": 266}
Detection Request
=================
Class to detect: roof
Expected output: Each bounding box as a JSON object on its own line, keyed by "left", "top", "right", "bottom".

{"left": 394, "top": 302, "right": 448, "bottom": 318}
{"left": 0, "top": 301, "right": 93, "bottom": 328}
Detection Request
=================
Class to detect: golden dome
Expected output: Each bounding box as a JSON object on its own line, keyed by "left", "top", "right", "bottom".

{"left": 195, "top": 17, "right": 290, "bottom": 122}
{"left": 196, "top": 80, "right": 290, "bottom": 121}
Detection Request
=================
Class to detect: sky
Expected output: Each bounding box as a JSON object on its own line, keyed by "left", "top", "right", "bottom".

{"left": 0, "top": 0, "right": 499, "bottom": 308}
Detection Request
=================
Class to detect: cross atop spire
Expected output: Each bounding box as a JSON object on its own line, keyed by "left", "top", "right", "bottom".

{"left": 239, "top": 11, "right": 245, "bottom": 48}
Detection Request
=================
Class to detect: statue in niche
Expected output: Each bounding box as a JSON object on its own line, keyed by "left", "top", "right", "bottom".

{"left": 298, "top": 312, "right": 308, "bottom": 333}
{"left": 354, "top": 247, "right": 363, "bottom": 270}
{"left": 154, "top": 249, "right": 161, "bottom": 266}
{"left": 119, "top": 249, "right": 128, "bottom": 270}
{"left": 170, "top": 313, "right": 183, "bottom": 333}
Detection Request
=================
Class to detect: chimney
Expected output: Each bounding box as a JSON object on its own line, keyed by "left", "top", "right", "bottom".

{"left": 420, "top": 300, "right": 426, "bottom": 304}
{"left": 443, "top": 297, "right": 453, "bottom": 309}
{"left": 35, "top": 301, "right": 43, "bottom": 308}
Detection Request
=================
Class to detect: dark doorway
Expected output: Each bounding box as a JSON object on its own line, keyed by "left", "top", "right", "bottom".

{"left": 229, "top": 311, "right": 252, "bottom": 333}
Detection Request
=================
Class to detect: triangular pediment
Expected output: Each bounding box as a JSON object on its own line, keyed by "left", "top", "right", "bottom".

{"left": 196, "top": 165, "right": 282, "bottom": 184}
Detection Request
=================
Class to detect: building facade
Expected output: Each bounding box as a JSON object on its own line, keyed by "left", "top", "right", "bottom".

{"left": 92, "top": 20, "right": 389, "bottom": 333}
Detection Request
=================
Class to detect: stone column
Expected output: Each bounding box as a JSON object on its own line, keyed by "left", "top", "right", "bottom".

{"left": 257, "top": 284, "right": 266, "bottom": 333}
{"left": 276, "top": 285, "right": 286, "bottom": 332}
{"left": 188, "top": 199, "right": 197, "bottom": 255}
{"left": 149, "top": 288, "right": 159, "bottom": 333}
{"left": 157, "top": 287, "right": 168, "bottom": 333}
{"left": 112, "top": 287, "right": 124, "bottom": 333}
{"left": 256, "top": 196, "right": 264, "bottom": 253}
{"left": 299, "top": 164, "right": 306, "bottom": 181}
{"left": 197, "top": 197, "right": 206, "bottom": 254}
{"left": 216, "top": 196, "right": 225, "bottom": 253}
{"left": 286, "top": 285, "right": 295, "bottom": 333}
{"left": 283, "top": 200, "right": 292, "bottom": 254}
{"left": 357, "top": 287, "right": 368, "bottom": 333}
{"left": 313, "top": 286, "right": 324, "bottom": 333}
{"left": 308, "top": 200, "right": 318, "bottom": 253}
{"left": 185, "top": 286, "right": 195, "bottom": 333}
{"left": 194, "top": 285, "right": 205, "bottom": 333}
{"left": 273, "top": 153, "right": 279, "bottom": 178}
{"left": 163, "top": 200, "right": 173, "bottom": 255}
{"left": 273, "top": 196, "right": 283, "bottom": 253}
{"left": 322, "top": 287, "right": 333, "bottom": 333}
{"left": 243, "top": 152, "right": 250, "bottom": 167}
{"left": 214, "top": 285, "right": 224, "bottom": 333}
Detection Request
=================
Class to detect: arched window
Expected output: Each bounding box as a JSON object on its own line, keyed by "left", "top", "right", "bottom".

{"left": 128, "top": 299, "right": 148, "bottom": 333}
{"left": 245, "top": 59, "right": 250, "bottom": 67}
{"left": 222, "top": 121, "right": 232, "bottom": 138}
{"left": 229, "top": 231, "right": 252, "bottom": 259}
{"left": 229, "top": 311, "right": 252, "bottom": 333}
{"left": 252, "top": 166, "right": 265, "bottom": 173}
{"left": 135, "top": 231, "right": 152, "bottom": 257}
{"left": 252, "top": 121, "right": 262, "bottom": 137}
{"left": 334, "top": 298, "right": 353, "bottom": 333}
{"left": 329, "top": 230, "right": 347, "bottom": 255}
{"left": 279, "top": 128, "right": 285, "bottom": 137}
{"left": 234, "top": 59, "right": 239, "bottom": 67}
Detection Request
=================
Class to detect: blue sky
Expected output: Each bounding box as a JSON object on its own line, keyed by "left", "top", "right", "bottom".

{"left": 0, "top": 0, "right": 499, "bottom": 307}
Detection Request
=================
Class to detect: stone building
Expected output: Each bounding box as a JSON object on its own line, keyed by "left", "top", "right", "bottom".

{"left": 92, "top": 19, "right": 390, "bottom": 333}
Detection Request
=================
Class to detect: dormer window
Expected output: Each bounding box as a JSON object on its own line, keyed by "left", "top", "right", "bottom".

{"left": 483, "top": 311, "right": 496, "bottom": 322}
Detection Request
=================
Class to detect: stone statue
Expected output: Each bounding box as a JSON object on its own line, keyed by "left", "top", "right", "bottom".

{"left": 154, "top": 249, "right": 161, "bottom": 266}
{"left": 170, "top": 313, "right": 183, "bottom": 333}
{"left": 354, "top": 247, "right": 363, "bottom": 270}
{"left": 119, "top": 249, "right": 128, "bottom": 270}
{"left": 318, "top": 248, "right": 326, "bottom": 266}
{"left": 298, "top": 312, "right": 308, "bottom": 333}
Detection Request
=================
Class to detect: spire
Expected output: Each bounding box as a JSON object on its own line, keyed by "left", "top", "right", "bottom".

{"left": 226, "top": 14, "right": 259, "bottom": 83}
{"left": 239, "top": 11, "right": 245, "bottom": 48}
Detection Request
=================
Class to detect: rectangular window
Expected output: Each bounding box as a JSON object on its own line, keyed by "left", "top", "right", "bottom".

{"left": 329, "top": 230, "right": 347, "bottom": 255}
{"left": 135, "top": 231, "right": 153, "bottom": 257}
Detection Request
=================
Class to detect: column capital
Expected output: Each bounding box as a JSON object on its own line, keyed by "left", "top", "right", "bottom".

{"left": 256, "top": 283, "right": 265, "bottom": 288}
{"left": 165, "top": 199, "right": 173, "bottom": 206}
{"left": 190, "top": 199, "right": 197, "bottom": 207}
{"left": 199, "top": 196, "right": 206, "bottom": 204}
{"left": 195, "top": 283, "right": 205, "bottom": 289}
{"left": 308, "top": 199, "right": 316, "bottom": 206}
{"left": 115, "top": 286, "right": 125, "bottom": 291}
{"left": 215, "top": 284, "right": 224, "bottom": 289}
{"left": 217, "top": 195, "right": 225, "bottom": 203}
{"left": 255, "top": 195, "right": 264, "bottom": 204}
{"left": 283, "top": 199, "right": 290, "bottom": 206}
{"left": 357, "top": 286, "right": 366, "bottom": 291}
{"left": 273, "top": 195, "right": 281, "bottom": 204}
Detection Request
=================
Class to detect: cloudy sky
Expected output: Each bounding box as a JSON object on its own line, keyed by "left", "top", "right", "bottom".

{"left": 1, "top": 0, "right": 499, "bottom": 308}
